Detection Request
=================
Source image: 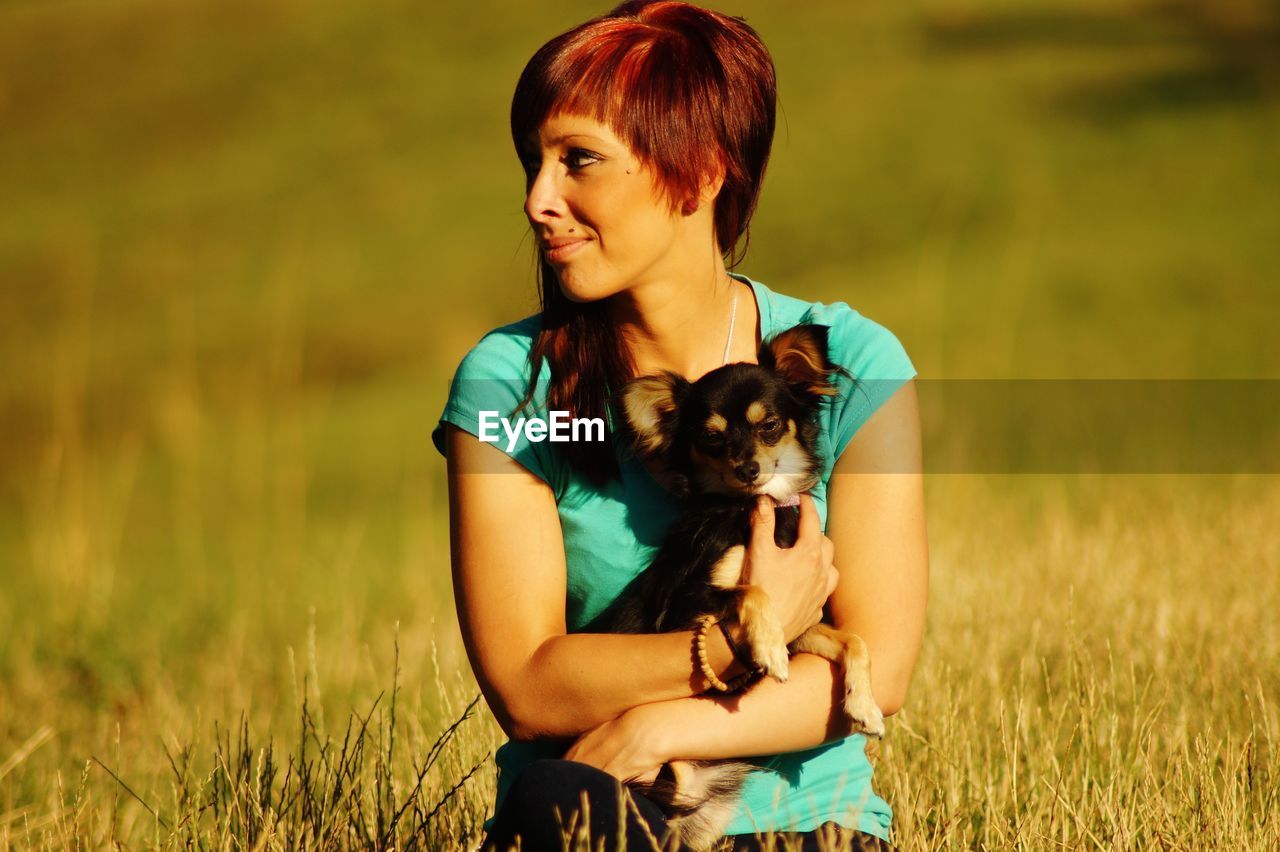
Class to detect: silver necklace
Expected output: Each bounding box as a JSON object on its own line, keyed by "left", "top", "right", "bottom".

{"left": 721, "top": 282, "right": 738, "bottom": 366}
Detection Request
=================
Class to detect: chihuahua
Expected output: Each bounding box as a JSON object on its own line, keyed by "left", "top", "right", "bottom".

{"left": 589, "top": 324, "right": 884, "bottom": 851}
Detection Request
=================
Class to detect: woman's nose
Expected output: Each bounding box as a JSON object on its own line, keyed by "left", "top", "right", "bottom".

{"left": 523, "top": 165, "right": 566, "bottom": 226}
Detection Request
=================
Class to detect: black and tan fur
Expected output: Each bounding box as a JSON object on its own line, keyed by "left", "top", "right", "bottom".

{"left": 588, "top": 324, "right": 884, "bottom": 851}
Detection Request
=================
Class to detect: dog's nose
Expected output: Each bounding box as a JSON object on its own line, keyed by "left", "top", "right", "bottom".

{"left": 734, "top": 460, "right": 759, "bottom": 484}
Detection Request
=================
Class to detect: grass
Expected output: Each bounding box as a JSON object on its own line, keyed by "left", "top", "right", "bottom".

{"left": 1, "top": 0, "right": 1278, "bottom": 848}
{"left": 4, "top": 475, "right": 1276, "bottom": 848}
{"left": 882, "top": 474, "right": 1280, "bottom": 849}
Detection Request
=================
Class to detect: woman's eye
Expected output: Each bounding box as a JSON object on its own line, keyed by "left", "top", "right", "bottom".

{"left": 564, "top": 149, "right": 598, "bottom": 169}
{"left": 521, "top": 149, "right": 597, "bottom": 177}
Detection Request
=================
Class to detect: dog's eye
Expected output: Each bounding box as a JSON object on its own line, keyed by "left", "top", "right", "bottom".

{"left": 701, "top": 430, "right": 724, "bottom": 448}
{"left": 760, "top": 418, "right": 782, "bottom": 434}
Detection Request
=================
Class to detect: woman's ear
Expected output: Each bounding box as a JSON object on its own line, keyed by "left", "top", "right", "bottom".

{"left": 619, "top": 371, "right": 690, "bottom": 458}
{"left": 683, "top": 151, "right": 727, "bottom": 215}
{"left": 759, "top": 324, "right": 840, "bottom": 400}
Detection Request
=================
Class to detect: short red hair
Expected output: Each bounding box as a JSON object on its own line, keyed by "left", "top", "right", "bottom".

{"left": 511, "top": 1, "right": 778, "bottom": 483}
{"left": 511, "top": 0, "right": 776, "bottom": 264}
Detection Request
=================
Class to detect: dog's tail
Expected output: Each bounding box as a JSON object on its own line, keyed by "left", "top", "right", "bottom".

{"left": 632, "top": 759, "right": 755, "bottom": 851}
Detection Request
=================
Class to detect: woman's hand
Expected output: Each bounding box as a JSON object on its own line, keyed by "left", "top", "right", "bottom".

{"left": 742, "top": 494, "right": 838, "bottom": 644}
{"left": 562, "top": 703, "right": 671, "bottom": 785}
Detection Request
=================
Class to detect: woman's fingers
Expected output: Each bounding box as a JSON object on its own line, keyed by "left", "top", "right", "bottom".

{"left": 797, "top": 493, "right": 821, "bottom": 542}
{"left": 749, "top": 496, "right": 777, "bottom": 550}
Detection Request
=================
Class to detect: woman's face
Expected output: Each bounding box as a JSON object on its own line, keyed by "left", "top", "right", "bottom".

{"left": 522, "top": 112, "right": 694, "bottom": 303}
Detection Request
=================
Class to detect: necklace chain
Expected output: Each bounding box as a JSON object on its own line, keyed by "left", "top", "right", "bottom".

{"left": 721, "top": 282, "right": 738, "bottom": 367}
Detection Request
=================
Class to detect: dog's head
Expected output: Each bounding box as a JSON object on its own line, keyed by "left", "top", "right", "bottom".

{"left": 619, "top": 324, "right": 839, "bottom": 501}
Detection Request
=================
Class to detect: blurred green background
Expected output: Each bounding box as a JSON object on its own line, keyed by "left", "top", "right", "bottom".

{"left": 1, "top": 0, "right": 1277, "bottom": 841}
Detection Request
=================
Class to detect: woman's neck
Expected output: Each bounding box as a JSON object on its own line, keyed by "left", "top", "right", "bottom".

{"left": 610, "top": 260, "right": 758, "bottom": 381}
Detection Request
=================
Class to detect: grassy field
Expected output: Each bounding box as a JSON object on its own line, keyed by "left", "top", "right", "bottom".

{"left": 1, "top": 0, "right": 1278, "bottom": 848}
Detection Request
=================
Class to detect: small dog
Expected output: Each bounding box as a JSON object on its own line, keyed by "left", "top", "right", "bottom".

{"left": 589, "top": 324, "right": 885, "bottom": 851}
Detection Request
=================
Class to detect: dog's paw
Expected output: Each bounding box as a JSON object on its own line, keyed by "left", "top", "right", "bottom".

{"left": 754, "top": 642, "right": 790, "bottom": 683}
{"left": 738, "top": 591, "right": 790, "bottom": 683}
{"left": 843, "top": 683, "right": 885, "bottom": 737}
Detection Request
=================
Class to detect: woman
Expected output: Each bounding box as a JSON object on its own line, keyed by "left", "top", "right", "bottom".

{"left": 432, "top": 2, "right": 928, "bottom": 849}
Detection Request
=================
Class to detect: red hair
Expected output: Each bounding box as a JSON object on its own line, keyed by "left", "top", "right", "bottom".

{"left": 511, "top": 0, "right": 777, "bottom": 483}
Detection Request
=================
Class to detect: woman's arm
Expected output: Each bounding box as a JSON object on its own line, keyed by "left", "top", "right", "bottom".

{"left": 825, "top": 379, "right": 928, "bottom": 716}
{"left": 446, "top": 424, "right": 749, "bottom": 742}
{"left": 593, "top": 380, "right": 928, "bottom": 765}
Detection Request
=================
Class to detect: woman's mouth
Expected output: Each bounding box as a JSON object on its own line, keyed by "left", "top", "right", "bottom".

{"left": 545, "top": 239, "right": 589, "bottom": 263}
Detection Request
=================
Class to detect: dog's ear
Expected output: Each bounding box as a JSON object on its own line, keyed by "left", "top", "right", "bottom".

{"left": 759, "top": 324, "right": 839, "bottom": 400}
{"left": 618, "top": 371, "right": 690, "bottom": 460}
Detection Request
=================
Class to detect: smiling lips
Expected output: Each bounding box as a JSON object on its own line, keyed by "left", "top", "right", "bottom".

{"left": 543, "top": 237, "right": 589, "bottom": 262}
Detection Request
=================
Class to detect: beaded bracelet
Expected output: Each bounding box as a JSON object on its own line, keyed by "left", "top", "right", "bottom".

{"left": 694, "top": 616, "right": 731, "bottom": 691}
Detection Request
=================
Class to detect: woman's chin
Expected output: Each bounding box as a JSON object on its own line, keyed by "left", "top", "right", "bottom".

{"left": 555, "top": 271, "right": 622, "bottom": 304}
{"left": 557, "top": 286, "right": 603, "bottom": 304}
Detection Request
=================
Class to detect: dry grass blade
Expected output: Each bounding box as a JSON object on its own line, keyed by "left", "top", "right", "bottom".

{"left": 0, "top": 726, "right": 54, "bottom": 784}
{"left": 89, "top": 756, "right": 171, "bottom": 830}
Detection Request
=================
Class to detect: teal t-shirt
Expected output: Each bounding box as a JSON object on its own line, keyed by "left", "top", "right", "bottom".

{"left": 431, "top": 273, "right": 916, "bottom": 840}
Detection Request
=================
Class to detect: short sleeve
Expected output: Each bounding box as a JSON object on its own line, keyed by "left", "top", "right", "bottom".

{"left": 823, "top": 309, "right": 917, "bottom": 461}
{"left": 430, "top": 317, "right": 561, "bottom": 489}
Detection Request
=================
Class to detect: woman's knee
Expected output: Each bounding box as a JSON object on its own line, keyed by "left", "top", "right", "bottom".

{"left": 505, "top": 758, "right": 618, "bottom": 813}
{"left": 492, "top": 759, "right": 681, "bottom": 851}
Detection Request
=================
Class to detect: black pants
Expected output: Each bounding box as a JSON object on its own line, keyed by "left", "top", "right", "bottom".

{"left": 482, "top": 758, "right": 894, "bottom": 851}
